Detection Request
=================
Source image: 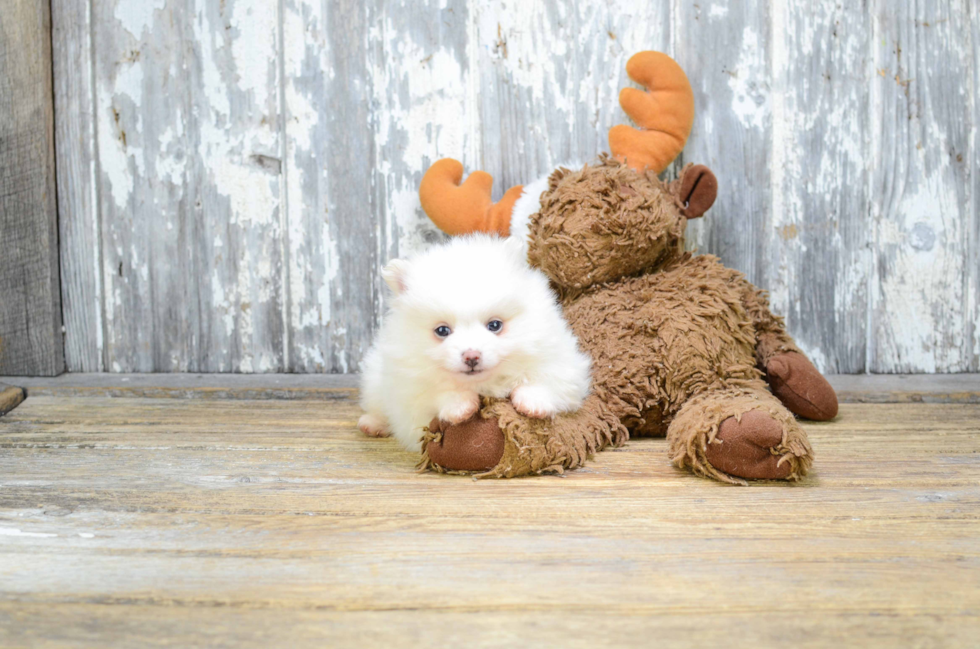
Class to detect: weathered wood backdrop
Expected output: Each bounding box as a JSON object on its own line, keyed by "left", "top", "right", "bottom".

{"left": 49, "top": 0, "right": 979, "bottom": 374}
{"left": 0, "top": 0, "right": 63, "bottom": 376}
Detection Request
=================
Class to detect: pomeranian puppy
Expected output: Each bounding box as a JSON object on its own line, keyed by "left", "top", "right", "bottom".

{"left": 358, "top": 234, "right": 591, "bottom": 451}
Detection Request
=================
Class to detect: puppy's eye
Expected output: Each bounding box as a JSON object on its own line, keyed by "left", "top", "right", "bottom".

{"left": 434, "top": 325, "right": 452, "bottom": 338}
{"left": 487, "top": 319, "right": 503, "bottom": 333}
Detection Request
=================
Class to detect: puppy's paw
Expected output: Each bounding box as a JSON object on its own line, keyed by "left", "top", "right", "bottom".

{"left": 438, "top": 392, "right": 481, "bottom": 424}
{"left": 511, "top": 385, "right": 559, "bottom": 419}
{"left": 358, "top": 413, "right": 390, "bottom": 438}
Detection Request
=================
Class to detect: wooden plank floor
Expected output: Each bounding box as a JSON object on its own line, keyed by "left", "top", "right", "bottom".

{"left": 0, "top": 390, "right": 978, "bottom": 647}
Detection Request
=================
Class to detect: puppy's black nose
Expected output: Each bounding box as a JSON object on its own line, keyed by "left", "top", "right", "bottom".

{"left": 462, "top": 350, "right": 481, "bottom": 368}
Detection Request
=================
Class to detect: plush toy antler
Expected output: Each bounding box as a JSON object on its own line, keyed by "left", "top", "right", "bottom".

{"left": 418, "top": 158, "right": 524, "bottom": 236}
{"left": 609, "top": 51, "right": 695, "bottom": 173}
{"left": 419, "top": 51, "right": 695, "bottom": 235}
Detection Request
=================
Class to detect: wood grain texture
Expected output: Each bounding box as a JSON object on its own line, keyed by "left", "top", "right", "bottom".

{"left": 0, "top": 606, "right": 976, "bottom": 649}
{"left": 768, "top": 1, "right": 872, "bottom": 373}
{"left": 869, "top": 1, "right": 976, "bottom": 372}
{"left": 472, "top": 2, "right": 671, "bottom": 192}
{"left": 50, "top": 1, "right": 979, "bottom": 373}
{"left": 0, "top": 394, "right": 978, "bottom": 647}
{"left": 970, "top": 0, "right": 980, "bottom": 372}
{"left": 91, "top": 0, "right": 285, "bottom": 372}
{"left": 51, "top": 0, "right": 103, "bottom": 373}
{"left": 0, "top": 0, "right": 64, "bottom": 376}
{"left": 282, "top": 0, "right": 383, "bottom": 372}
{"left": 676, "top": 0, "right": 771, "bottom": 288}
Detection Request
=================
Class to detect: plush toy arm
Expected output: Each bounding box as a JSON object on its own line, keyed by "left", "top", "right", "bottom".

{"left": 740, "top": 284, "right": 839, "bottom": 421}
{"left": 421, "top": 394, "right": 628, "bottom": 478}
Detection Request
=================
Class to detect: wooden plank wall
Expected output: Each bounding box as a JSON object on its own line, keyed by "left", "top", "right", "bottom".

{"left": 50, "top": 0, "right": 979, "bottom": 374}
{"left": 0, "top": 0, "right": 64, "bottom": 376}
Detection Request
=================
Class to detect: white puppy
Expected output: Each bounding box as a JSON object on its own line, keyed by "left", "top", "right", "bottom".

{"left": 358, "top": 234, "right": 591, "bottom": 451}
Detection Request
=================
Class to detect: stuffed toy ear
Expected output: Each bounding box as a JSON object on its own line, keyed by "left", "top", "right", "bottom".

{"left": 419, "top": 158, "right": 524, "bottom": 236}
{"left": 609, "top": 51, "right": 695, "bottom": 173}
{"left": 382, "top": 259, "right": 410, "bottom": 295}
{"left": 677, "top": 165, "right": 717, "bottom": 219}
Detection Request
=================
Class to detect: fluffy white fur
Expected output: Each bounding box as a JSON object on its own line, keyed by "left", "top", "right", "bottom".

{"left": 359, "top": 234, "right": 591, "bottom": 451}
{"left": 508, "top": 174, "right": 551, "bottom": 259}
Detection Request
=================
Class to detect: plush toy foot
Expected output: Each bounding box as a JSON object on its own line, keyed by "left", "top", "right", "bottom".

{"left": 668, "top": 384, "right": 812, "bottom": 484}
{"left": 424, "top": 416, "right": 505, "bottom": 472}
{"left": 704, "top": 410, "right": 793, "bottom": 480}
{"left": 766, "top": 352, "right": 838, "bottom": 421}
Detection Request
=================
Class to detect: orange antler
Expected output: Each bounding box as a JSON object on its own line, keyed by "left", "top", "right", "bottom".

{"left": 418, "top": 159, "right": 524, "bottom": 236}
{"left": 609, "top": 51, "right": 695, "bottom": 173}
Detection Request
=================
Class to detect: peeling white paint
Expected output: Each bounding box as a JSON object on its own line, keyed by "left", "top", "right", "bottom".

{"left": 877, "top": 172, "right": 966, "bottom": 372}
{"left": 115, "top": 60, "right": 144, "bottom": 107}
{"left": 154, "top": 117, "right": 185, "bottom": 185}
{"left": 763, "top": 0, "right": 878, "bottom": 373}
{"left": 194, "top": 9, "right": 231, "bottom": 118}
{"left": 728, "top": 27, "right": 768, "bottom": 131}
{"left": 868, "top": 3, "right": 974, "bottom": 372}
{"left": 768, "top": 0, "right": 791, "bottom": 320}
{"left": 283, "top": 0, "right": 331, "bottom": 369}
{"left": 209, "top": 157, "right": 278, "bottom": 227}
{"left": 228, "top": 1, "right": 278, "bottom": 107}
{"left": 114, "top": 0, "right": 166, "bottom": 39}
{"left": 95, "top": 84, "right": 133, "bottom": 210}
{"left": 62, "top": 0, "right": 980, "bottom": 373}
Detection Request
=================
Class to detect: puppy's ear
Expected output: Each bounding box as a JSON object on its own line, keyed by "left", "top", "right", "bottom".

{"left": 381, "top": 259, "right": 410, "bottom": 295}
{"left": 503, "top": 235, "right": 529, "bottom": 265}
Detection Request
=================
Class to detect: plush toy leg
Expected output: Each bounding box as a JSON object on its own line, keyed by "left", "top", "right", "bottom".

{"left": 667, "top": 382, "right": 813, "bottom": 484}
{"left": 420, "top": 394, "right": 627, "bottom": 478}
{"left": 741, "top": 286, "right": 838, "bottom": 421}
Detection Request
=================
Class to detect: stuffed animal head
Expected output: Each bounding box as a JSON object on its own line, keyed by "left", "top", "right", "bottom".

{"left": 417, "top": 51, "right": 717, "bottom": 292}
{"left": 527, "top": 158, "right": 716, "bottom": 294}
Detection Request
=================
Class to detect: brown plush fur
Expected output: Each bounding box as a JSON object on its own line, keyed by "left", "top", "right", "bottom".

{"left": 422, "top": 157, "right": 824, "bottom": 483}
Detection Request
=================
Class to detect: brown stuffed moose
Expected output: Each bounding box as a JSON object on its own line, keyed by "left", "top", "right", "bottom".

{"left": 413, "top": 52, "right": 837, "bottom": 484}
